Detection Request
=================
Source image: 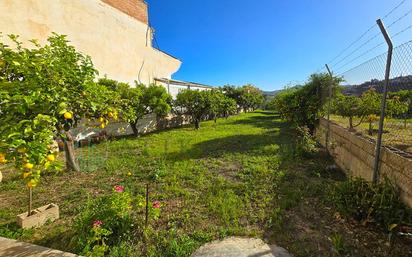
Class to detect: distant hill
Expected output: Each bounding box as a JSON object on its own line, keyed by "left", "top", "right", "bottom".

{"left": 343, "top": 75, "right": 412, "bottom": 96}
{"left": 262, "top": 90, "right": 282, "bottom": 96}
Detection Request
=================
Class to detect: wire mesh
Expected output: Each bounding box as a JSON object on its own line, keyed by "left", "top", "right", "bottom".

{"left": 328, "top": 40, "right": 412, "bottom": 157}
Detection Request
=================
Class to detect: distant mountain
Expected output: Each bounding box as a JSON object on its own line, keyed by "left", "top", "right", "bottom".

{"left": 343, "top": 75, "right": 412, "bottom": 96}
{"left": 262, "top": 90, "right": 281, "bottom": 96}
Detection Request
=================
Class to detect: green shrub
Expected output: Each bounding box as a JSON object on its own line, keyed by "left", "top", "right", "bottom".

{"left": 295, "top": 126, "right": 317, "bottom": 157}
{"left": 331, "top": 178, "right": 412, "bottom": 231}
{"left": 273, "top": 73, "right": 342, "bottom": 133}
{"left": 71, "top": 186, "right": 135, "bottom": 255}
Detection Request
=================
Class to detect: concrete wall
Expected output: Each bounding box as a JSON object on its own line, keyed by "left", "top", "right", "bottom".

{"left": 72, "top": 113, "right": 192, "bottom": 145}
{"left": 0, "top": 0, "right": 181, "bottom": 85}
{"left": 316, "top": 118, "right": 412, "bottom": 207}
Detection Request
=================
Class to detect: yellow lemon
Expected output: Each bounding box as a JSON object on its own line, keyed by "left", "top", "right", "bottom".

{"left": 27, "top": 179, "right": 37, "bottom": 188}
{"left": 64, "top": 112, "right": 73, "bottom": 120}
{"left": 0, "top": 159, "right": 6, "bottom": 164}
{"left": 108, "top": 112, "right": 114, "bottom": 118}
{"left": 47, "top": 154, "right": 55, "bottom": 162}
{"left": 0, "top": 153, "right": 6, "bottom": 163}
{"left": 100, "top": 123, "right": 106, "bottom": 129}
{"left": 98, "top": 117, "right": 104, "bottom": 123}
{"left": 23, "top": 172, "right": 31, "bottom": 179}
{"left": 24, "top": 163, "right": 34, "bottom": 170}
{"left": 127, "top": 172, "right": 132, "bottom": 176}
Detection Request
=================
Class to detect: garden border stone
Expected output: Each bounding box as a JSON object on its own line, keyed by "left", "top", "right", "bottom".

{"left": 16, "top": 203, "right": 59, "bottom": 229}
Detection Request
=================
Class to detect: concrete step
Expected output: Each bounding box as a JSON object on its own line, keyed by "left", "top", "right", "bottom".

{"left": 0, "top": 237, "right": 80, "bottom": 257}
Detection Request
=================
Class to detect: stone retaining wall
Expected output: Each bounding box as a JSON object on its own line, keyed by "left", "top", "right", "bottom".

{"left": 315, "top": 118, "right": 412, "bottom": 207}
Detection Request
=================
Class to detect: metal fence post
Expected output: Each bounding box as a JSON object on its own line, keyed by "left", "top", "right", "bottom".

{"left": 373, "top": 19, "right": 393, "bottom": 183}
{"left": 325, "top": 64, "right": 333, "bottom": 153}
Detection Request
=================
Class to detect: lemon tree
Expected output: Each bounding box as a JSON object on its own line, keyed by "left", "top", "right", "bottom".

{"left": 0, "top": 34, "right": 119, "bottom": 214}
{"left": 98, "top": 78, "right": 172, "bottom": 136}
{"left": 175, "top": 89, "right": 210, "bottom": 129}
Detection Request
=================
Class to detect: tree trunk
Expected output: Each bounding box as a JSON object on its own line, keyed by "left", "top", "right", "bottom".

{"left": 194, "top": 119, "right": 200, "bottom": 130}
{"left": 28, "top": 187, "right": 32, "bottom": 216}
{"left": 63, "top": 131, "right": 80, "bottom": 172}
{"left": 130, "top": 122, "right": 139, "bottom": 136}
{"left": 349, "top": 116, "right": 354, "bottom": 131}
{"left": 368, "top": 122, "right": 373, "bottom": 135}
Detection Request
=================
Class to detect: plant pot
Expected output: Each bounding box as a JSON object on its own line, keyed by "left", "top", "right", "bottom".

{"left": 16, "top": 203, "right": 59, "bottom": 229}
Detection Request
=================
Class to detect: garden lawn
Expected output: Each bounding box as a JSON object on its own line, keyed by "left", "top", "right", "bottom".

{"left": 0, "top": 111, "right": 411, "bottom": 256}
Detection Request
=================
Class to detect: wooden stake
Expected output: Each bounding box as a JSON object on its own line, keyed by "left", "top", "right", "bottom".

{"left": 28, "top": 187, "right": 32, "bottom": 216}
{"left": 145, "top": 183, "right": 149, "bottom": 227}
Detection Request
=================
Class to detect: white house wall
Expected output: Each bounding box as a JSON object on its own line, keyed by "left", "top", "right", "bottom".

{"left": 0, "top": 0, "right": 181, "bottom": 85}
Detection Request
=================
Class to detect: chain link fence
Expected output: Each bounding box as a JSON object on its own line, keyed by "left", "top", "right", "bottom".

{"left": 320, "top": 17, "right": 412, "bottom": 182}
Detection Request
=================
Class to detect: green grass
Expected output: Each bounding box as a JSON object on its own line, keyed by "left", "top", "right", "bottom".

{"left": 0, "top": 111, "right": 411, "bottom": 257}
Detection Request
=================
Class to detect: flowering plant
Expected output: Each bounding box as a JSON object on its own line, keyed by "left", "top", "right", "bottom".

{"left": 152, "top": 200, "right": 161, "bottom": 209}
{"left": 114, "top": 185, "right": 124, "bottom": 193}
{"left": 151, "top": 200, "right": 161, "bottom": 220}
{"left": 72, "top": 188, "right": 133, "bottom": 255}
{"left": 92, "top": 220, "right": 103, "bottom": 228}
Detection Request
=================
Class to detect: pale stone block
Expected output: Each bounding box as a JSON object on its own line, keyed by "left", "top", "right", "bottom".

{"left": 17, "top": 204, "right": 59, "bottom": 229}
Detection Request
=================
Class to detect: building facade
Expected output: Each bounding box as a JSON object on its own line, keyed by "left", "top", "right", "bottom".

{"left": 155, "top": 78, "right": 212, "bottom": 99}
{"left": 0, "top": 0, "right": 181, "bottom": 85}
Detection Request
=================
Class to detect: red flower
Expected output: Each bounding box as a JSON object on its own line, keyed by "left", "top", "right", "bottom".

{"left": 152, "top": 200, "right": 161, "bottom": 209}
{"left": 114, "top": 185, "right": 124, "bottom": 193}
{"left": 93, "top": 220, "right": 103, "bottom": 227}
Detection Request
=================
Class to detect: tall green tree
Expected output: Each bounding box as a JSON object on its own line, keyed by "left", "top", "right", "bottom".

{"left": 175, "top": 90, "right": 210, "bottom": 129}
{"left": 220, "top": 96, "right": 237, "bottom": 118}
{"left": 331, "top": 93, "right": 364, "bottom": 130}
{"left": 239, "top": 84, "right": 264, "bottom": 112}
{"left": 99, "top": 79, "right": 172, "bottom": 136}
{"left": 206, "top": 89, "right": 225, "bottom": 123}
{"left": 221, "top": 85, "right": 242, "bottom": 113}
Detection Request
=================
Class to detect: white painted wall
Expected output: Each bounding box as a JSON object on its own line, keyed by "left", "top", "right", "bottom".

{"left": 0, "top": 0, "right": 181, "bottom": 85}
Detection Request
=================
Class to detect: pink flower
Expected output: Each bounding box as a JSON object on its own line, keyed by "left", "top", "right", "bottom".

{"left": 152, "top": 200, "right": 161, "bottom": 209}
{"left": 114, "top": 185, "right": 124, "bottom": 193}
{"left": 93, "top": 220, "right": 103, "bottom": 228}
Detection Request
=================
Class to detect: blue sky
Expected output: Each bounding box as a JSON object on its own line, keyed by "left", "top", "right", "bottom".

{"left": 147, "top": 0, "right": 412, "bottom": 91}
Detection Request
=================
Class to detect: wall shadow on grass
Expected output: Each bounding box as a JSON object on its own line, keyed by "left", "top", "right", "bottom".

{"left": 226, "top": 112, "right": 286, "bottom": 130}
{"left": 166, "top": 119, "right": 296, "bottom": 162}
